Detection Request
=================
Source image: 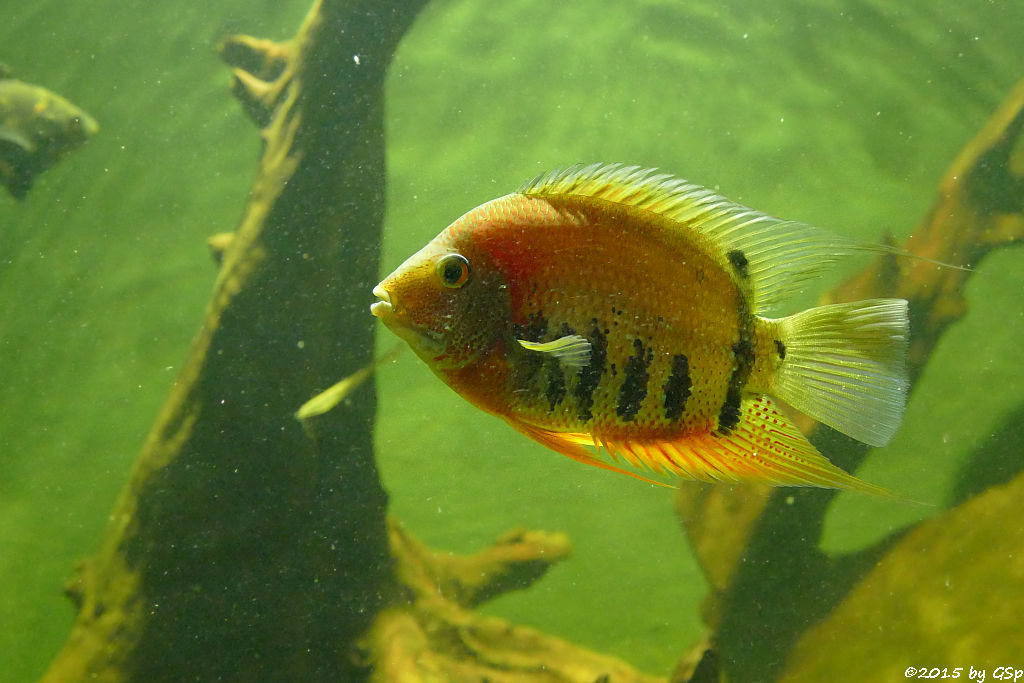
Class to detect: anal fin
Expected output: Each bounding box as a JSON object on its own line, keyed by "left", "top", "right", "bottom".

{"left": 600, "top": 396, "right": 895, "bottom": 497}
{"left": 506, "top": 419, "right": 672, "bottom": 488}
{"left": 505, "top": 397, "right": 893, "bottom": 496}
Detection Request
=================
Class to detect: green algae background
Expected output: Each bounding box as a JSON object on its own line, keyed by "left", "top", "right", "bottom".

{"left": 1, "top": 0, "right": 1021, "bottom": 680}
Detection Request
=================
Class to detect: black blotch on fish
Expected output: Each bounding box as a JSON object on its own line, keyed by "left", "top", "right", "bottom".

{"left": 513, "top": 310, "right": 548, "bottom": 383}
{"left": 727, "top": 249, "right": 749, "bottom": 279}
{"left": 545, "top": 361, "right": 566, "bottom": 411}
{"left": 775, "top": 339, "right": 787, "bottom": 360}
{"left": 616, "top": 338, "right": 653, "bottom": 422}
{"left": 575, "top": 318, "right": 606, "bottom": 422}
{"left": 717, "top": 385, "right": 742, "bottom": 434}
{"left": 542, "top": 321, "right": 576, "bottom": 412}
{"left": 663, "top": 354, "right": 692, "bottom": 421}
{"left": 717, "top": 338, "right": 754, "bottom": 434}
{"left": 717, "top": 290, "right": 756, "bottom": 434}
{"left": 514, "top": 310, "right": 548, "bottom": 341}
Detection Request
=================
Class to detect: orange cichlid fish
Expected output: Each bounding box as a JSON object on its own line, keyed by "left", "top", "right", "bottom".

{"left": 371, "top": 163, "right": 909, "bottom": 495}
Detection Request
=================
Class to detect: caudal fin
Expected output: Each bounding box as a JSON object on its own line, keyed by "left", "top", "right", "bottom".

{"left": 771, "top": 299, "right": 909, "bottom": 447}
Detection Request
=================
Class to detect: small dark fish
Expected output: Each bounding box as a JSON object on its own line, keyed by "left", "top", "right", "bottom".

{"left": 0, "top": 67, "right": 98, "bottom": 199}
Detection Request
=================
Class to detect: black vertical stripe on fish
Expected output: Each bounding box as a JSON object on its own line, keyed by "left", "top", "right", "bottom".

{"left": 716, "top": 341, "right": 750, "bottom": 434}
{"left": 662, "top": 354, "right": 692, "bottom": 422}
{"left": 616, "top": 338, "right": 653, "bottom": 422}
{"left": 717, "top": 296, "right": 756, "bottom": 435}
{"left": 513, "top": 310, "right": 548, "bottom": 342}
{"left": 513, "top": 310, "right": 549, "bottom": 384}
{"left": 774, "top": 339, "right": 787, "bottom": 360}
{"left": 575, "top": 318, "right": 606, "bottom": 422}
{"left": 544, "top": 360, "right": 566, "bottom": 411}
{"left": 540, "top": 321, "right": 574, "bottom": 412}
{"left": 727, "top": 249, "right": 749, "bottom": 279}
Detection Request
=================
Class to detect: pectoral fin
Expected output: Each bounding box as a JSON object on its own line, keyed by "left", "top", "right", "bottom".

{"left": 517, "top": 334, "right": 591, "bottom": 369}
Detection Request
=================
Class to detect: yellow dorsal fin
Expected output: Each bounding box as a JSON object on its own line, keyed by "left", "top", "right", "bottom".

{"left": 518, "top": 163, "right": 868, "bottom": 314}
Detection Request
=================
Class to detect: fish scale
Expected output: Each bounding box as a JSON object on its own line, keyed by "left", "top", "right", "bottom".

{"left": 513, "top": 294, "right": 722, "bottom": 438}
{"left": 499, "top": 200, "right": 743, "bottom": 441}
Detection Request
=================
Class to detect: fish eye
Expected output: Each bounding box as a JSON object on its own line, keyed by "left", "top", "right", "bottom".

{"left": 436, "top": 253, "right": 470, "bottom": 288}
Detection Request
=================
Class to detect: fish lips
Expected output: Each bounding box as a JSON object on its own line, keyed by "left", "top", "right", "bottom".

{"left": 370, "top": 284, "right": 393, "bottom": 318}
{"left": 370, "top": 283, "right": 448, "bottom": 360}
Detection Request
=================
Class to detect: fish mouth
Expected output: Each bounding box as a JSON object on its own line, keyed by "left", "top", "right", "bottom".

{"left": 370, "top": 284, "right": 393, "bottom": 318}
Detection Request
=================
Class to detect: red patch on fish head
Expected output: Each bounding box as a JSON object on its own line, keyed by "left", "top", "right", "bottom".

{"left": 373, "top": 208, "right": 515, "bottom": 370}
{"left": 457, "top": 195, "right": 567, "bottom": 325}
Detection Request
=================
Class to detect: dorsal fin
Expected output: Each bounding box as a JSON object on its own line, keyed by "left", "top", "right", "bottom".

{"left": 518, "top": 163, "right": 867, "bottom": 313}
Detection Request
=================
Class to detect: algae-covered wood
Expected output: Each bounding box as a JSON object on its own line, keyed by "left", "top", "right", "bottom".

{"left": 41, "top": 1, "right": 423, "bottom": 679}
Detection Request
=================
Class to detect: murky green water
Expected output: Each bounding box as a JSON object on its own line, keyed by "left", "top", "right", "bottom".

{"left": 1, "top": 1, "right": 1021, "bottom": 680}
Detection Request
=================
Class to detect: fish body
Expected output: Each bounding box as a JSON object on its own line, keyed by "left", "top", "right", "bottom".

{"left": 0, "top": 72, "right": 98, "bottom": 199}
{"left": 372, "top": 164, "right": 908, "bottom": 493}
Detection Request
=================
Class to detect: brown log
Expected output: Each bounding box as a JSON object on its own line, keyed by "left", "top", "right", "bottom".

{"left": 675, "top": 78, "right": 1024, "bottom": 681}
{"left": 41, "top": 1, "right": 427, "bottom": 680}
{"left": 363, "top": 522, "right": 662, "bottom": 683}
{"left": 781, "top": 447, "right": 1024, "bottom": 681}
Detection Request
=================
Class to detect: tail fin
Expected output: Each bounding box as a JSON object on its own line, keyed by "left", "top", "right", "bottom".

{"left": 771, "top": 299, "right": 909, "bottom": 447}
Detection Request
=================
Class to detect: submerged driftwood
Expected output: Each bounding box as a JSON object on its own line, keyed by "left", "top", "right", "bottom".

{"left": 43, "top": 0, "right": 422, "bottom": 679}
{"left": 40, "top": 1, "right": 660, "bottom": 681}
{"left": 367, "top": 521, "right": 662, "bottom": 683}
{"left": 675, "top": 79, "right": 1024, "bottom": 682}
